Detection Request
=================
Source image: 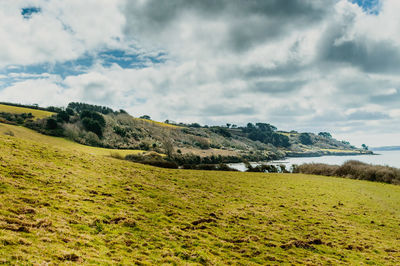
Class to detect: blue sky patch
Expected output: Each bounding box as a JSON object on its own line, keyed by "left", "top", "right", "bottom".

{"left": 0, "top": 48, "right": 167, "bottom": 88}
{"left": 352, "top": 0, "right": 380, "bottom": 14}
{"left": 21, "top": 7, "right": 41, "bottom": 19}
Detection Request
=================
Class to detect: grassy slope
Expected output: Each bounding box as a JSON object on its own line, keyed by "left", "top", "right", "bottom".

{"left": 0, "top": 124, "right": 143, "bottom": 157}
{"left": 0, "top": 104, "right": 54, "bottom": 119}
{"left": 0, "top": 124, "right": 399, "bottom": 264}
{"left": 135, "top": 118, "right": 182, "bottom": 129}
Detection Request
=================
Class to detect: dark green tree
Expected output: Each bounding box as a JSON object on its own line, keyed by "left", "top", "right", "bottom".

{"left": 56, "top": 111, "right": 70, "bottom": 123}
{"left": 299, "top": 133, "right": 313, "bottom": 145}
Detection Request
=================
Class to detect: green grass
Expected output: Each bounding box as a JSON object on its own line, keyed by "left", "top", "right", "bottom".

{"left": 0, "top": 104, "right": 55, "bottom": 119}
{"left": 135, "top": 117, "right": 182, "bottom": 129}
{"left": 0, "top": 123, "right": 144, "bottom": 157}
{"left": 321, "top": 148, "right": 362, "bottom": 153}
{"left": 0, "top": 124, "right": 399, "bottom": 264}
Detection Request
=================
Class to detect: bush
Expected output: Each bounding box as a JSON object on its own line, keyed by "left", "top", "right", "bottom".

{"left": 82, "top": 117, "right": 103, "bottom": 137}
{"left": 125, "top": 153, "right": 178, "bottom": 169}
{"left": 57, "top": 111, "right": 70, "bottom": 123}
{"left": 63, "top": 123, "right": 81, "bottom": 140}
{"left": 245, "top": 163, "right": 279, "bottom": 173}
{"left": 46, "top": 118, "right": 58, "bottom": 130}
{"left": 299, "top": 133, "right": 313, "bottom": 145}
{"left": 3, "top": 130, "right": 14, "bottom": 136}
{"left": 83, "top": 132, "right": 101, "bottom": 146}
{"left": 110, "top": 152, "right": 126, "bottom": 160}
{"left": 296, "top": 160, "right": 400, "bottom": 185}
{"left": 80, "top": 111, "right": 106, "bottom": 127}
{"left": 182, "top": 163, "right": 237, "bottom": 171}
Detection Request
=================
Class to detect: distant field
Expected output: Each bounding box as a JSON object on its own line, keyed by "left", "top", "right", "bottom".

{"left": 135, "top": 118, "right": 182, "bottom": 128}
{"left": 0, "top": 104, "right": 54, "bottom": 119}
{"left": 178, "top": 147, "right": 239, "bottom": 157}
{"left": 0, "top": 123, "right": 144, "bottom": 157}
{"left": 321, "top": 148, "right": 362, "bottom": 153}
{"left": 279, "top": 131, "right": 297, "bottom": 137}
{"left": 0, "top": 124, "right": 399, "bottom": 264}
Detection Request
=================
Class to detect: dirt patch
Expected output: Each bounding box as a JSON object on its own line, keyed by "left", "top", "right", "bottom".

{"left": 191, "top": 218, "right": 216, "bottom": 226}
{"left": 345, "top": 244, "right": 364, "bottom": 251}
{"left": 58, "top": 253, "right": 81, "bottom": 262}
{"left": 280, "top": 239, "right": 324, "bottom": 249}
{"left": 0, "top": 217, "right": 52, "bottom": 233}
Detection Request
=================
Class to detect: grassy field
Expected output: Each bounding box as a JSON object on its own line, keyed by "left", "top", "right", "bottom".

{"left": 321, "top": 148, "right": 363, "bottom": 154}
{"left": 0, "top": 104, "right": 55, "bottom": 119}
{"left": 135, "top": 118, "right": 182, "bottom": 129}
{"left": 0, "top": 124, "right": 399, "bottom": 264}
{"left": 0, "top": 123, "right": 144, "bottom": 157}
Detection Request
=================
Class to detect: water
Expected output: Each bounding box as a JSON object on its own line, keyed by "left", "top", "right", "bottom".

{"left": 229, "top": 150, "right": 400, "bottom": 172}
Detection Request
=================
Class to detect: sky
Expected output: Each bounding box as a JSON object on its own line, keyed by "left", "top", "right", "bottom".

{"left": 0, "top": 0, "right": 399, "bottom": 147}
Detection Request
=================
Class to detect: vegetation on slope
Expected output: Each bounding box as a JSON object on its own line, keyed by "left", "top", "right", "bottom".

{"left": 0, "top": 126, "right": 399, "bottom": 264}
{"left": 0, "top": 102, "right": 369, "bottom": 164}
{"left": 0, "top": 124, "right": 143, "bottom": 157}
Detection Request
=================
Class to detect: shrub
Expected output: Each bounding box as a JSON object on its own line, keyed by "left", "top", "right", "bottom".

{"left": 113, "top": 126, "right": 127, "bottom": 137}
{"left": 110, "top": 152, "right": 125, "bottom": 160}
{"left": 299, "top": 133, "right": 313, "bottom": 145}
{"left": 182, "top": 163, "right": 237, "bottom": 171}
{"left": 57, "top": 111, "right": 70, "bottom": 123}
{"left": 63, "top": 123, "right": 81, "bottom": 141}
{"left": 46, "top": 118, "right": 58, "bottom": 130}
{"left": 296, "top": 160, "right": 400, "bottom": 185}
{"left": 80, "top": 111, "right": 106, "bottom": 127}
{"left": 3, "top": 130, "right": 14, "bottom": 136}
{"left": 125, "top": 153, "right": 178, "bottom": 169}
{"left": 83, "top": 132, "right": 101, "bottom": 146}
{"left": 82, "top": 117, "right": 103, "bottom": 137}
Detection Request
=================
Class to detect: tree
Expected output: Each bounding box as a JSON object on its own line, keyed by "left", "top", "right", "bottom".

{"left": 140, "top": 115, "right": 151, "bottom": 120}
{"left": 80, "top": 111, "right": 106, "bottom": 127}
{"left": 66, "top": 108, "right": 74, "bottom": 116}
{"left": 361, "top": 144, "right": 369, "bottom": 150}
{"left": 299, "top": 133, "right": 313, "bottom": 145}
{"left": 68, "top": 102, "right": 114, "bottom": 114}
{"left": 57, "top": 111, "right": 70, "bottom": 123}
{"left": 82, "top": 118, "right": 103, "bottom": 137}
{"left": 46, "top": 118, "right": 58, "bottom": 130}
{"left": 189, "top": 123, "right": 201, "bottom": 128}
{"left": 318, "top": 132, "right": 332, "bottom": 138}
{"left": 162, "top": 138, "right": 174, "bottom": 158}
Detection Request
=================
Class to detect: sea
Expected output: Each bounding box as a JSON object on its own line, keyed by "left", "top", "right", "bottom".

{"left": 228, "top": 150, "right": 400, "bottom": 172}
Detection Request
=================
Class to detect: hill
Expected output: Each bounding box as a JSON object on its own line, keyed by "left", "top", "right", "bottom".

{"left": 0, "top": 123, "right": 399, "bottom": 264}
{"left": 0, "top": 103, "right": 54, "bottom": 120}
{"left": 0, "top": 102, "right": 370, "bottom": 164}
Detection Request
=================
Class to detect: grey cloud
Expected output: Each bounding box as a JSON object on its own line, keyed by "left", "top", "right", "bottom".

{"left": 82, "top": 82, "right": 116, "bottom": 105}
{"left": 239, "top": 62, "right": 305, "bottom": 80}
{"left": 318, "top": 13, "right": 400, "bottom": 74}
{"left": 321, "top": 39, "right": 400, "bottom": 73}
{"left": 250, "top": 80, "right": 306, "bottom": 94}
{"left": 347, "top": 110, "right": 389, "bottom": 120}
{"left": 370, "top": 92, "right": 400, "bottom": 104}
{"left": 200, "top": 104, "right": 256, "bottom": 117}
{"left": 124, "top": 0, "right": 334, "bottom": 52}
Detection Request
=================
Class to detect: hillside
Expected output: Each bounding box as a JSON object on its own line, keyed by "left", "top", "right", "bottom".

{"left": 0, "top": 102, "right": 369, "bottom": 164}
{"left": 0, "top": 124, "right": 399, "bottom": 264}
{"left": 0, "top": 103, "right": 54, "bottom": 120}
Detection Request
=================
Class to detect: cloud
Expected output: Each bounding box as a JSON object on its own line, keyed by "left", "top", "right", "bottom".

{"left": 124, "top": 0, "right": 335, "bottom": 56}
{"left": 0, "top": 0, "right": 125, "bottom": 67}
{"left": 1, "top": 0, "right": 400, "bottom": 146}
